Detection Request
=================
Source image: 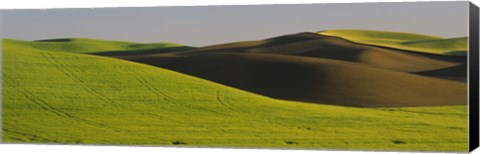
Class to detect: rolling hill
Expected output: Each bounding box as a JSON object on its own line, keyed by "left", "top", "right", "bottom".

{"left": 92, "top": 32, "right": 467, "bottom": 107}
{"left": 2, "top": 38, "right": 468, "bottom": 151}
{"left": 118, "top": 52, "right": 466, "bottom": 107}
{"left": 318, "top": 30, "right": 468, "bottom": 56}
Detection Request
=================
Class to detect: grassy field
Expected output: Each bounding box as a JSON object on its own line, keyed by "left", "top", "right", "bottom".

{"left": 318, "top": 30, "right": 467, "bottom": 56}
{"left": 2, "top": 37, "right": 468, "bottom": 152}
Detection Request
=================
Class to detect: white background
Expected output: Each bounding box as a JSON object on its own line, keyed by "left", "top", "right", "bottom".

{"left": 0, "top": 0, "right": 479, "bottom": 154}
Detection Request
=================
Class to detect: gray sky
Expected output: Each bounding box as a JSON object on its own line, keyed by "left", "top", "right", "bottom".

{"left": 1, "top": 1, "right": 469, "bottom": 46}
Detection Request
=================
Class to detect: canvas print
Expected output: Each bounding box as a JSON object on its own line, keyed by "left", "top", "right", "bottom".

{"left": 0, "top": 1, "right": 474, "bottom": 152}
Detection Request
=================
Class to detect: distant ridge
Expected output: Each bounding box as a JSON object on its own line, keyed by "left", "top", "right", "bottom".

{"left": 4, "top": 38, "right": 190, "bottom": 53}
{"left": 318, "top": 29, "right": 468, "bottom": 56}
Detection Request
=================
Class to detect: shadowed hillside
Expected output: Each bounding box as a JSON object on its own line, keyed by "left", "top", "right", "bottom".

{"left": 90, "top": 32, "right": 467, "bottom": 108}
{"left": 119, "top": 52, "right": 466, "bottom": 107}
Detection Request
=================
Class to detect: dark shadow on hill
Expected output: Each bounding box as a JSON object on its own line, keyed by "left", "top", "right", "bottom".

{"left": 446, "top": 50, "right": 469, "bottom": 56}
{"left": 35, "top": 38, "right": 77, "bottom": 42}
{"left": 119, "top": 52, "right": 466, "bottom": 107}
{"left": 90, "top": 46, "right": 195, "bottom": 57}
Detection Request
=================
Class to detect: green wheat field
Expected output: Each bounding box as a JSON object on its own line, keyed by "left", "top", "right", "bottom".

{"left": 2, "top": 30, "right": 469, "bottom": 152}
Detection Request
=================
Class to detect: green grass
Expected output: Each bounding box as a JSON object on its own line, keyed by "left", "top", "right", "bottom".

{"left": 318, "top": 29, "right": 467, "bottom": 56}
{"left": 2, "top": 39, "right": 468, "bottom": 152}
{"left": 3, "top": 38, "right": 188, "bottom": 54}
